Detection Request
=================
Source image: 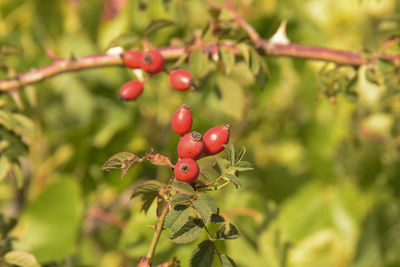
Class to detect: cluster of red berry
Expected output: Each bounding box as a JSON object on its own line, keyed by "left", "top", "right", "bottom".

{"left": 119, "top": 49, "right": 195, "bottom": 101}
{"left": 171, "top": 105, "right": 230, "bottom": 184}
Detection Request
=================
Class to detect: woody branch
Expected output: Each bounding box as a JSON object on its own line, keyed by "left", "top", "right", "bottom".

{"left": 0, "top": 3, "right": 398, "bottom": 93}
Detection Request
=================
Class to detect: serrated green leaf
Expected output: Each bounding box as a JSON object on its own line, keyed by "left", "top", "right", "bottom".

{"left": 172, "top": 180, "right": 195, "bottom": 196}
{"left": 237, "top": 43, "right": 250, "bottom": 63}
{"left": 171, "top": 194, "right": 192, "bottom": 205}
{"left": 226, "top": 144, "right": 235, "bottom": 166}
{"left": 220, "top": 254, "right": 237, "bottom": 267}
{"left": 170, "top": 218, "right": 204, "bottom": 244}
{"left": 13, "top": 114, "right": 36, "bottom": 144}
{"left": 4, "top": 250, "right": 41, "bottom": 267}
{"left": 0, "top": 111, "right": 35, "bottom": 145}
{"left": 107, "top": 33, "right": 140, "bottom": 49}
{"left": 220, "top": 48, "right": 235, "bottom": 75}
{"left": 0, "top": 156, "right": 9, "bottom": 181}
{"left": 215, "top": 156, "right": 227, "bottom": 173}
{"left": 144, "top": 19, "right": 175, "bottom": 36}
{"left": 0, "top": 110, "right": 18, "bottom": 132}
{"left": 165, "top": 205, "right": 191, "bottom": 233}
{"left": 235, "top": 146, "right": 246, "bottom": 163}
{"left": 249, "top": 47, "right": 260, "bottom": 74}
{"left": 233, "top": 161, "right": 253, "bottom": 171}
{"left": 193, "top": 194, "right": 217, "bottom": 223}
{"left": 216, "top": 223, "right": 240, "bottom": 240}
{"left": 190, "top": 240, "right": 215, "bottom": 267}
{"left": 131, "top": 180, "right": 165, "bottom": 213}
{"left": 200, "top": 171, "right": 215, "bottom": 182}
{"left": 225, "top": 174, "right": 242, "bottom": 189}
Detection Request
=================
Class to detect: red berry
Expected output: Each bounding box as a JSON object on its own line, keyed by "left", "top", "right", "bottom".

{"left": 168, "top": 69, "right": 194, "bottom": 91}
{"left": 119, "top": 80, "right": 144, "bottom": 101}
{"left": 123, "top": 50, "right": 143, "bottom": 69}
{"left": 171, "top": 104, "right": 193, "bottom": 135}
{"left": 177, "top": 131, "right": 205, "bottom": 160}
{"left": 141, "top": 50, "right": 164, "bottom": 75}
{"left": 174, "top": 158, "right": 199, "bottom": 183}
{"left": 203, "top": 124, "right": 230, "bottom": 155}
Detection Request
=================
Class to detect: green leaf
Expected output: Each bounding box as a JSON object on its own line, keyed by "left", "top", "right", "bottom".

{"left": 4, "top": 250, "right": 41, "bottom": 267}
{"left": 225, "top": 174, "right": 242, "bottom": 189}
{"left": 249, "top": 47, "right": 260, "bottom": 74}
{"left": 13, "top": 114, "right": 36, "bottom": 144}
{"left": 193, "top": 194, "right": 218, "bottom": 223}
{"left": 107, "top": 33, "right": 140, "bottom": 49}
{"left": 0, "top": 156, "right": 9, "bottom": 181}
{"left": 256, "top": 61, "right": 268, "bottom": 90}
{"left": 165, "top": 205, "right": 191, "bottom": 233}
{"left": 220, "top": 254, "right": 237, "bottom": 267}
{"left": 216, "top": 223, "right": 240, "bottom": 240}
{"left": 190, "top": 240, "right": 215, "bottom": 267}
{"left": 172, "top": 180, "right": 195, "bottom": 196}
{"left": 14, "top": 180, "right": 83, "bottom": 263}
{"left": 226, "top": 144, "right": 235, "bottom": 166}
{"left": 200, "top": 171, "right": 215, "bottom": 182}
{"left": 131, "top": 180, "right": 165, "bottom": 213}
{"left": 189, "top": 48, "right": 209, "bottom": 77}
{"left": 11, "top": 163, "right": 23, "bottom": 189}
{"left": 215, "top": 156, "right": 227, "bottom": 173}
{"left": 171, "top": 194, "right": 192, "bottom": 205}
{"left": 220, "top": 48, "right": 235, "bottom": 75}
{"left": 237, "top": 43, "right": 250, "bottom": 64}
{"left": 233, "top": 161, "right": 253, "bottom": 171}
{"left": 144, "top": 19, "right": 175, "bottom": 36}
{"left": 235, "top": 146, "right": 246, "bottom": 163}
{"left": 169, "top": 218, "right": 204, "bottom": 244}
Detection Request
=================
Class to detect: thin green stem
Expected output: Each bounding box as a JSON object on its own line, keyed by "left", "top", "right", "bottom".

{"left": 146, "top": 203, "right": 170, "bottom": 259}
{"left": 199, "top": 166, "right": 234, "bottom": 189}
{"left": 216, "top": 180, "right": 231, "bottom": 190}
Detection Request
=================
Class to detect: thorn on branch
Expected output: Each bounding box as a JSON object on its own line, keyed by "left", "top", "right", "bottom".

{"left": 46, "top": 49, "right": 60, "bottom": 61}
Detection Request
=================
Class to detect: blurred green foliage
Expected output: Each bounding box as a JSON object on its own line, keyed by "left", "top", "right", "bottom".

{"left": 1, "top": 0, "right": 400, "bottom": 266}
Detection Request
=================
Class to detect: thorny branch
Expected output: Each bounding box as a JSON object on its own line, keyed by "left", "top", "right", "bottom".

{"left": 0, "top": 2, "right": 399, "bottom": 93}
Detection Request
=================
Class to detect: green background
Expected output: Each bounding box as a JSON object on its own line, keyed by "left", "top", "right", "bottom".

{"left": 1, "top": 0, "right": 400, "bottom": 266}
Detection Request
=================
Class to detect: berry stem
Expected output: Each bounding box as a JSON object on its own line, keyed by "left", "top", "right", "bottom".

{"left": 145, "top": 202, "right": 170, "bottom": 261}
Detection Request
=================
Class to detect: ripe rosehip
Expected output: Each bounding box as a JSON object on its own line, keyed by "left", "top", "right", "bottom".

{"left": 123, "top": 50, "right": 143, "bottom": 69}
{"left": 174, "top": 158, "right": 199, "bottom": 183}
{"left": 171, "top": 104, "right": 193, "bottom": 135}
{"left": 203, "top": 124, "right": 230, "bottom": 155}
{"left": 168, "top": 69, "right": 194, "bottom": 91}
{"left": 177, "top": 131, "right": 205, "bottom": 160}
{"left": 141, "top": 50, "right": 164, "bottom": 75}
{"left": 119, "top": 80, "right": 144, "bottom": 101}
